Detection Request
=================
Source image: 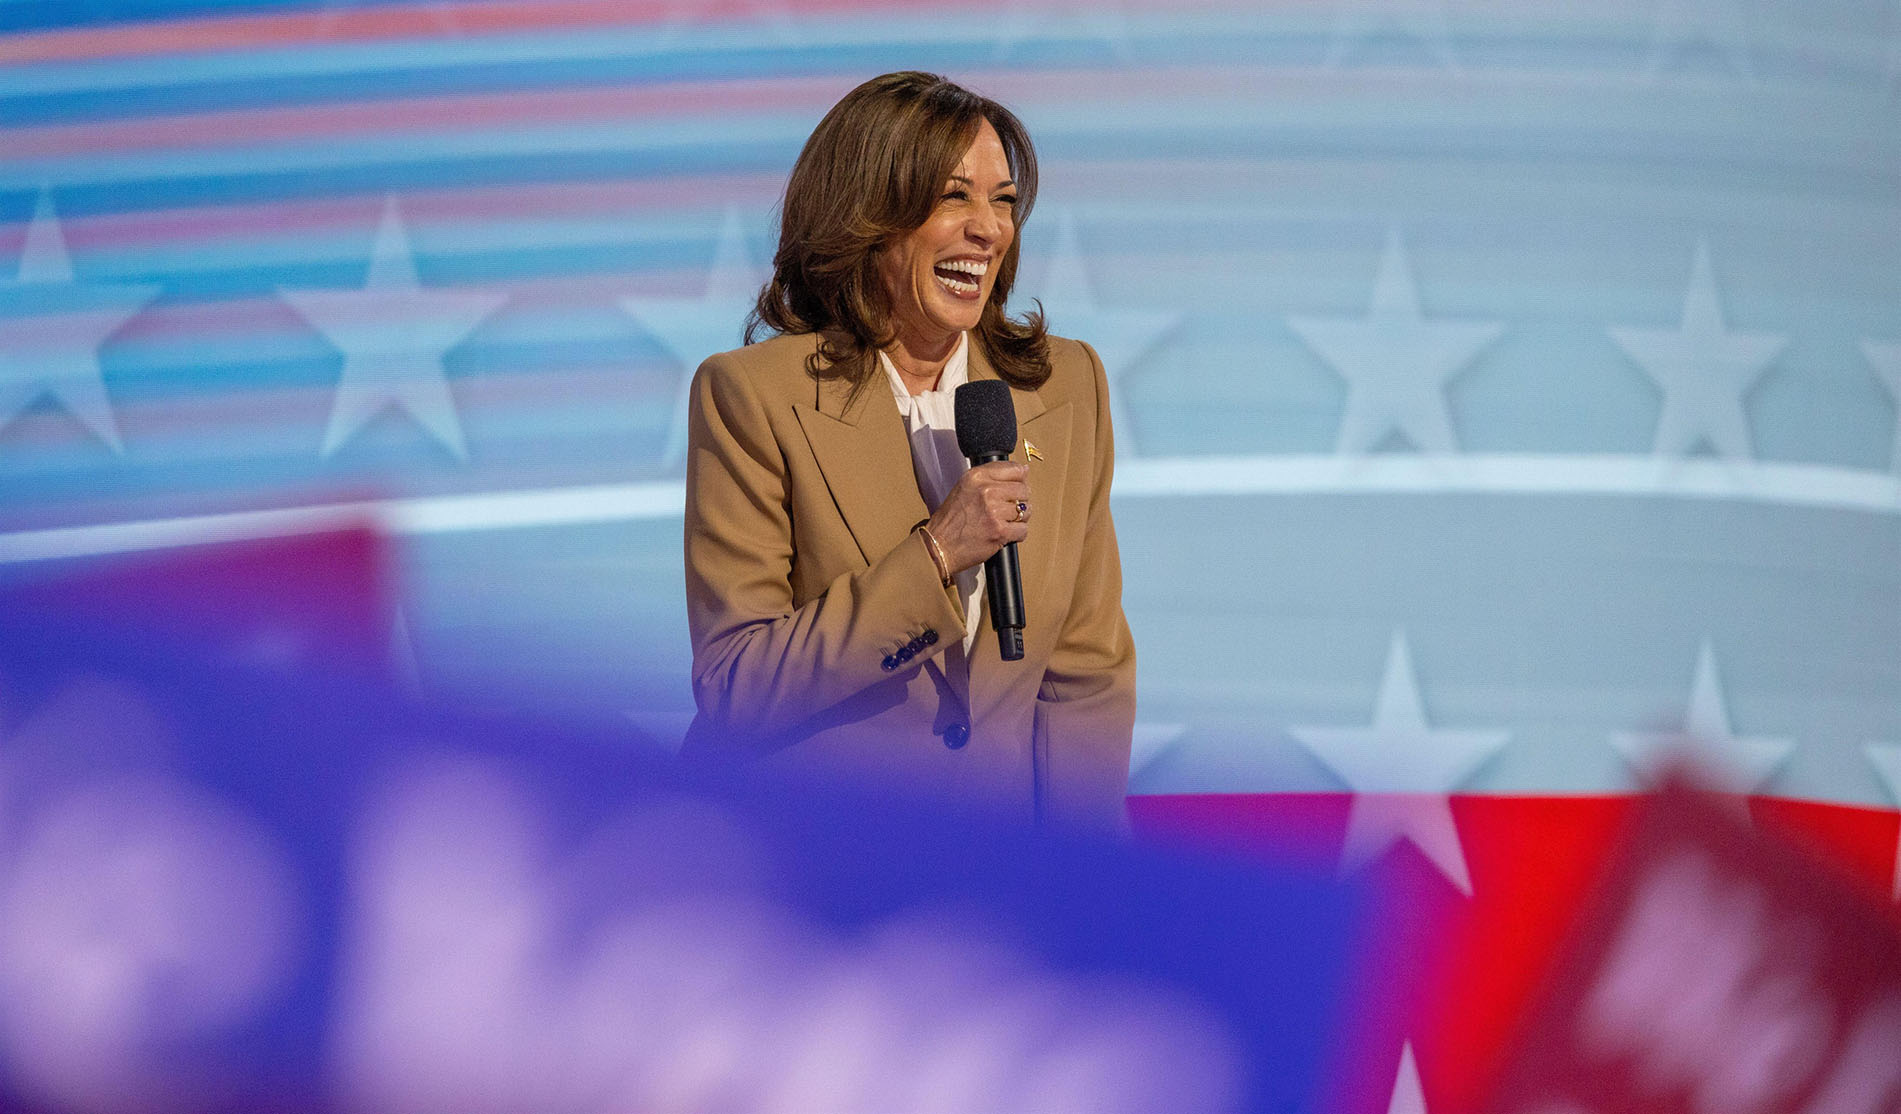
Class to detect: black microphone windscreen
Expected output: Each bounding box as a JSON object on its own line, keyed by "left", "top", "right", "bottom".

{"left": 954, "top": 380, "right": 1016, "bottom": 460}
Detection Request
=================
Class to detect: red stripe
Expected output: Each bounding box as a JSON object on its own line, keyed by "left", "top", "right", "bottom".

{"left": 0, "top": 0, "right": 851, "bottom": 64}
{"left": 0, "top": 77, "right": 860, "bottom": 161}
{"left": 1422, "top": 795, "right": 1637, "bottom": 1114}
{"left": 24, "top": 174, "right": 782, "bottom": 255}
{"left": 1749, "top": 796, "right": 1901, "bottom": 908}
{"left": 0, "top": 0, "right": 1270, "bottom": 64}
{"left": 103, "top": 266, "right": 754, "bottom": 358}
{"left": 0, "top": 63, "right": 1290, "bottom": 164}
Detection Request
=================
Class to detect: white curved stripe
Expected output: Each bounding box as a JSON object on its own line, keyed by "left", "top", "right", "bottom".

{"left": 0, "top": 481, "right": 683, "bottom": 564}
{"left": 0, "top": 454, "right": 1894, "bottom": 565}
{"left": 1116, "top": 453, "right": 1901, "bottom": 512}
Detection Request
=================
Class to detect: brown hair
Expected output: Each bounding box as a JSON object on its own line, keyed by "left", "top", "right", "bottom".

{"left": 746, "top": 71, "right": 1050, "bottom": 391}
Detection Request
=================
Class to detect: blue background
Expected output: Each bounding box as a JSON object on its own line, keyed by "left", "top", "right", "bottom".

{"left": 2, "top": 0, "right": 1899, "bottom": 805}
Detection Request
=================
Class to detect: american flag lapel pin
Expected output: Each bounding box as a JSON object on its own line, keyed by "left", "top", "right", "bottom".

{"left": 1024, "top": 439, "right": 1043, "bottom": 462}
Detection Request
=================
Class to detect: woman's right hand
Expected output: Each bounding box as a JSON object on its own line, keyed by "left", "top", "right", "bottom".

{"left": 927, "top": 461, "right": 1031, "bottom": 574}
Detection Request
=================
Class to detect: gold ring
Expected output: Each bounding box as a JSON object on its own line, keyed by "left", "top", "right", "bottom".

{"left": 1014, "top": 500, "right": 1029, "bottom": 523}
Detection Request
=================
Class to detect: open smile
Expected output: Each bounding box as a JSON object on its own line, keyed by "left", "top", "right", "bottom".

{"left": 932, "top": 257, "right": 988, "bottom": 299}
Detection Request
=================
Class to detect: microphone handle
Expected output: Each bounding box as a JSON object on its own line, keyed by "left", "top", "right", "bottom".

{"left": 971, "top": 450, "right": 1026, "bottom": 662}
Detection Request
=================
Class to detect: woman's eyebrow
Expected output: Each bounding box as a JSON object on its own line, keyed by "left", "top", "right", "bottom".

{"left": 946, "top": 175, "right": 1017, "bottom": 188}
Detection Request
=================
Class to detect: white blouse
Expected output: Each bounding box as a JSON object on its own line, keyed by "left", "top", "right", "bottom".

{"left": 880, "top": 334, "right": 984, "bottom": 654}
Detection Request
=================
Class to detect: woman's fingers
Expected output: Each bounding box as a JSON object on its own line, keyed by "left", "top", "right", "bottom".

{"left": 927, "top": 461, "right": 1031, "bottom": 572}
{"left": 974, "top": 464, "right": 1029, "bottom": 543}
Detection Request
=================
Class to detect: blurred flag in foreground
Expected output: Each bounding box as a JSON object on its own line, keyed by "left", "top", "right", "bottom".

{"left": 0, "top": 529, "right": 1389, "bottom": 1114}
{"left": 1482, "top": 776, "right": 1901, "bottom": 1114}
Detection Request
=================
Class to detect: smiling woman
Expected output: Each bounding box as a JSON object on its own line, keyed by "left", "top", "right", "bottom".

{"left": 745, "top": 71, "right": 1049, "bottom": 398}
{"left": 874, "top": 117, "right": 1018, "bottom": 391}
{"left": 679, "top": 72, "right": 1136, "bottom": 831}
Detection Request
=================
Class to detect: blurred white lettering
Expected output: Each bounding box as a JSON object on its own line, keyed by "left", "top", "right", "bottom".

{"left": 1581, "top": 852, "right": 1831, "bottom": 1114}
{"left": 331, "top": 759, "right": 1242, "bottom": 1114}
{"left": 0, "top": 776, "right": 299, "bottom": 1113}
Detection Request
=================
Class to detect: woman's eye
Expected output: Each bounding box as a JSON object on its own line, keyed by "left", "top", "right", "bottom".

{"left": 994, "top": 195, "right": 1018, "bottom": 207}
{"left": 941, "top": 189, "right": 968, "bottom": 201}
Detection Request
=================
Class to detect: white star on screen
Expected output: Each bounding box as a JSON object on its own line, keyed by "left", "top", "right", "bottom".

{"left": 1287, "top": 229, "right": 1503, "bottom": 455}
{"left": 389, "top": 606, "right": 423, "bottom": 695}
{"left": 1289, "top": 630, "right": 1510, "bottom": 896}
{"left": 1608, "top": 240, "right": 1785, "bottom": 461}
{"left": 1862, "top": 339, "right": 1901, "bottom": 471}
{"left": 1864, "top": 742, "right": 1901, "bottom": 901}
{"left": 1608, "top": 639, "right": 1794, "bottom": 792}
{"left": 279, "top": 198, "right": 505, "bottom": 462}
{"left": 620, "top": 208, "right": 765, "bottom": 469}
{"left": 1386, "top": 1041, "right": 1429, "bottom": 1114}
{"left": 1015, "top": 210, "right": 1181, "bottom": 458}
{"left": 1127, "top": 722, "right": 1189, "bottom": 780}
{"left": 1646, "top": 0, "right": 1757, "bottom": 81}
{"left": 0, "top": 190, "right": 160, "bottom": 454}
{"left": 1326, "top": 0, "right": 1462, "bottom": 73}
{"left": 625, "top": 709, "right": 693, "bottom": 756}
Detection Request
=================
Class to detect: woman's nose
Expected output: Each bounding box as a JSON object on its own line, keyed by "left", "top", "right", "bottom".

{"left": 967, "top": 206, "right": 1005, "bottom": 244}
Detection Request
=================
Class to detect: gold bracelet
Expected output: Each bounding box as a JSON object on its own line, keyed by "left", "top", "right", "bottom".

{"left": 912, "top": 520, "right": 952, "bottom": 587}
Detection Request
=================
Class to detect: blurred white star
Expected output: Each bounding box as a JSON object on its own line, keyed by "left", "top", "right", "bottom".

{"left": 389, "top": 606, "right": 423, "bottom": 696}
{"left": 0, "top": 190, "right": 160, "bottom": 454}
{"left": 1287, "top": 229, "right": 1503, "bottom": 455}
{"left": 1646, "top": 0, "right": 1756, "bottom": 81}
{"left": 624, "top": 709, "right": 692, "bottom": 756}
{"left": 1608, "top": 240, "right": 1784, "bottom": 460}
{"left": 1386, "top": 1042, "right": 1429, "bottom": 1114}
{"left": 621, "top": 209, "right": 765, "bottom": 469}
{"left": 1128, "top": 722, "right": 1188, "bottom": 780}
{"left": 1864, "top": 742, "right": 1901, "bottom": 900}
{"left": 994, "top": 0, "right": 1132, "bottom": 59}
{"left": 1862, "top": 339, "right": 1901, "bottom": 471}
{"left": 1289, "top": 630, "right": 1510, "bottom": 896}
{"left": 1608, "top": 639, "right": 1794, "bottom": 792}
{"left": 280, "top": 197, "right": 505, "bottom": 462}
{"left": 1016, "top": 210, "right": 1181, "bottom": 458}
{"left": 1326, "top": 0, "right": 1461, "bottom": 73}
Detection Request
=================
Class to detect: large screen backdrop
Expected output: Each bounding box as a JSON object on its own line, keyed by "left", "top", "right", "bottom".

{"left": 3, "top": 0, "right": 1899, "bottom": 818}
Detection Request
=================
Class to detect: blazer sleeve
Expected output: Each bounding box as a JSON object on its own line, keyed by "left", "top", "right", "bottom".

{"left": 682, "top": 350, "right": 965, "bottom": 744}
{"left": 1035, "top": 339, "right": 1137, "bottom": 825}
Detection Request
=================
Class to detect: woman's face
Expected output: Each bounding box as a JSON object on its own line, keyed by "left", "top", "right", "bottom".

{"left": 877, "top": 117, "right": 1017, "bottom": 356}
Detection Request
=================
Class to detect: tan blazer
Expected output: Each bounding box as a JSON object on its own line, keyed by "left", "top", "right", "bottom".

{"left": 680, "top": 330, "right": 1135, "bottom": 829}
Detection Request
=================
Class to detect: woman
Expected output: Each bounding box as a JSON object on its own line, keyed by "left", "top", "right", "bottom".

{"left": 680, "top": 71, "right": 1134, "bottom": 830}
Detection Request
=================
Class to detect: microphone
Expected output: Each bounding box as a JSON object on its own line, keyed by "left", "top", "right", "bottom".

{"left": 954, "top": 380, "right": 1025, "bottom": 662}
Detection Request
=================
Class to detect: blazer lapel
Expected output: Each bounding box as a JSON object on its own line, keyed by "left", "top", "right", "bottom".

{"left": 793, "top": 361, "right": 971, "bottom": 712}
{"left": 793, "top": 370, "right": 928, "bottom": 571}
{"left": 1014, "top": 403, "right": 1068, "bottom": 607}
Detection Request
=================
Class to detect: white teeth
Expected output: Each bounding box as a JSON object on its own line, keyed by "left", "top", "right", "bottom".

{"left": 934, "top": 259, "right": 986, "bottom": 295}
